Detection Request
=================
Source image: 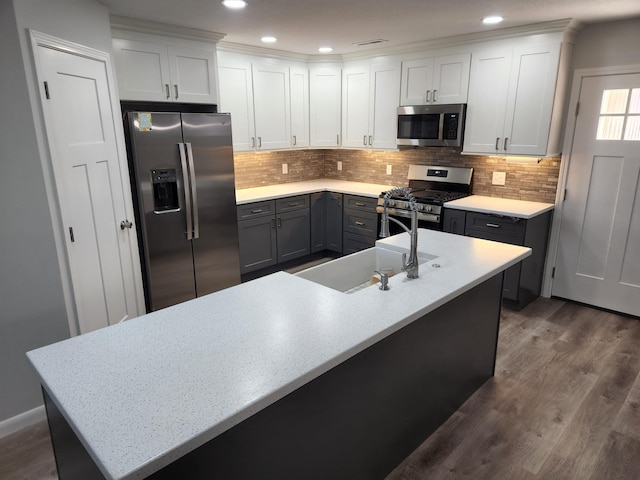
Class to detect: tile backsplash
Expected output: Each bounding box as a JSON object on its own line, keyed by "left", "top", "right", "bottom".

{"left": 234, "top": 148, "right": 560, "bottom": 204}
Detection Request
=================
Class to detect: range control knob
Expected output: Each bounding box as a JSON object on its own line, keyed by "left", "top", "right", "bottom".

{"left": 387, "top": 199, "right": 395, "bottom": 207}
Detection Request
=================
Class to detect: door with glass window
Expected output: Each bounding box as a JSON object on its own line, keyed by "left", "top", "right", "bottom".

{"left": 553, "top": 73, "right": 640, "bottom": 316}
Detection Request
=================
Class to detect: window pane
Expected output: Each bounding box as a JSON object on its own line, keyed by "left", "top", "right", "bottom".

{"left": 629, "top": 88, "right": 640, "bottom": 114}
{"left": 624, "top": 115, "right": 640, "bottom": 141}
{"left": 600, "top": 89, "right": 629, "bottom": 114}
{"left": 597, "top": 116, "right": 624, "bottom": 140}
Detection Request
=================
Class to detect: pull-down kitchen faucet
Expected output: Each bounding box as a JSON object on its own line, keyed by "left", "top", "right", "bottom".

{"left": 379, "top": 187, "right": 419, "bottom": 279}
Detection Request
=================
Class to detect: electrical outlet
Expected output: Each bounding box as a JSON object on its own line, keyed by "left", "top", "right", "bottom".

{"left": 386, "top": 164, "right": 392, "bottom": 175}
{"left": 492, "top": 171, "right": 506, "bottom": 185}
{"left": 337, "top": 161, "right": 342, "bottom": 171}
{"left": 282, "top": 163, "right": 288, "bottom": 174}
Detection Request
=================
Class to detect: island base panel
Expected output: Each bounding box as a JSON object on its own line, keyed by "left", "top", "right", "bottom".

{"left": 43, "top": 272, "right": 503, "bottom": 480}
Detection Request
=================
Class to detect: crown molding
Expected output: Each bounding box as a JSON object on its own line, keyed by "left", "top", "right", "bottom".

{"left": 109, "top": 15, "right": 225, "bottom": 43}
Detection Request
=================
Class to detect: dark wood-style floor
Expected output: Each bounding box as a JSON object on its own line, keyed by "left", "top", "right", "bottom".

{"left": 1, "top": 297, "right": 638, "bottom": 480}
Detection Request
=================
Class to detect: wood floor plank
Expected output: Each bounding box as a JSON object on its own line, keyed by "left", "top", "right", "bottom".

{"left": 588, "top": 431, "right": 640, "bottom": 480}
{"left": 0, "top": 420, "right": 57, "bottom": 480}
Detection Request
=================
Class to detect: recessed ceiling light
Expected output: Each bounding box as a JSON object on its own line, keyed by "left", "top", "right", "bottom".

{"left": 261, "top": 36, "right": 277, "bottom": 43}
{"left": 221, "top": 0, "right": 247, "bottom": 9}
{"left": 482, "top": 16, "right": 504, "bottom": 25}
{"left": 318, "top": 47, "right": 333, "bottom": 53}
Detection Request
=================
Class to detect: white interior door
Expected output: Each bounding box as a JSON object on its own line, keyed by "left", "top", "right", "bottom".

{"left": 553, "top": 72, "right": 640, "bottom": 317}
{"left": 36, "top": 42, "right": 142, "bottom": 333}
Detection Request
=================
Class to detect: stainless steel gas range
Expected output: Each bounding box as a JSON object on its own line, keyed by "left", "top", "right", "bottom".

{"left": 376, "top": 165, "right": 473, "bottom": 232}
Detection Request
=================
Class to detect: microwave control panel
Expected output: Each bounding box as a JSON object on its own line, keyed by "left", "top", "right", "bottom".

{"left": 443, "top": 113, "right": 460, "bottom": 140}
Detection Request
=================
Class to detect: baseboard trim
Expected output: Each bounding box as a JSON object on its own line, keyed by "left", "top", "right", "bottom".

{"left": 0, "top": 405, "right": 46, "bottom": 439}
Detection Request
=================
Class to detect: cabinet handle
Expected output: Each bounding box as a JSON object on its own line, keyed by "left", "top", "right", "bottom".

{"left": 165, "top": 84, "right": 170, "bottom": 99}
{"left": 293, "top": 135, "right": 297, "bottom": 146}
{"left": 337, "top": 134, "right": 340, "bottom": 145}
{"left": 337, "top": 196, "right": 342, "bottom": 207}
{"left": 258, "top": 137, "right": 262, "bottom": 148}
{"left": 277, "top": 217, "right": 282, "bottom": 228}
{"left": 433, "top": 89, "right": 438, "bottom": 102}
{"left": 355, "top": 202, "right": 366, "bottom": 207}
{"left": 251, "top": 209, "right": 263, "bottom": 214}
{"left": 288, "top": 203, "right": 300, "bottom": 207}
{"left": 363, "top": 135, "right": 367, "bottom": 146}
{"left": 174, "top": 84, "right": 179, "bottom": 99}
{"left": 486, "top": 223, "right": 501, "bottom": 228}
{"left": 495, "top": 137, "right": 500, "bottom": 151}
{"left": 355, "top": 221, "right": 365, "bottom": 226}
{"left": 271, "top": 218, "right": 276, "bottom": 228}
{"left": 426, "top": 90, "right": 431, "bottom": 102}
{"left": 503, "top": 137, "right": 509, "bottom": 151}
{"left": 368, "top": 135, "right": 372, "bottom": 146}
{"left": 251, "top": 137, "right": 256, "bottom": 148}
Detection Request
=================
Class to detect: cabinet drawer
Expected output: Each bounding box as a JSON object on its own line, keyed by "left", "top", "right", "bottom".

{"left": 344, "top": 210, "right": 378, "bottom": 238}
{"left": 344, "top": 195, "right": 378, "bottom": 212}
{"left": 276, "top": 195, "right": 309, "bottom": 213}
{"left": 465, "top": 212, "right": 526, "bottom": 239}
{"left": 237, "top": 201, "right": 275, "bottom": 220}
{"left": 343, "top": 232, "right": 376, "bottom": 254}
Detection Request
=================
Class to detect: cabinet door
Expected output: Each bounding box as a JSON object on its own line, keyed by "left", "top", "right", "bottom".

{"left": 503, "top": 42, "right": 561, "bottom": 155}
{"left": 167, "top": 45, "right": 218, "bottom": 104}
{"left": 277, "top": 209, "right": 311, "bottom": 263}
{"left": 432, "top": 53, "right": 471, "bottom": 104}
{"left": 309, "top": 66, "right": 342, "bottom": 147}
{"left": 112, "top": 38, "right": 171, "bottom": 102}
{"left": 442, "top": 208, "right": 466, "bottom": 234}
{"left": 400, "top": 57, "right": 434, "bottom": 105}
{"left": 369, "top": 62, "right": 401, "bottom": 149}
{"left": 342, "top": 64, "right": 370, "bottom": 148}
{"left": 253, "top": 63, "right": 291, "bottom": 150}
{"left": 238, "top": 216, "right": 277, "bottom": 274}
{"left": 326, "top": 192, "right": 343, "bottom": 253}
{"left": 310, "top": 192, "right": 326, "bottom": 252}
{"left": 463, "top": 46, "right": 512, "bottom": 154}
{"left": 290, "top": 66, "right": 309, "bottom": 148}
{"left": 218, "top": 56, "right": 256, "bottom": 152}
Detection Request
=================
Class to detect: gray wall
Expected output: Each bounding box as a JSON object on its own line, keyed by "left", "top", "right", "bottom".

{"left": 0, "top": 0, "right": 113, "bottom": 424}
{"left": 572, "top": 18, "right": 640, "bottom": 71}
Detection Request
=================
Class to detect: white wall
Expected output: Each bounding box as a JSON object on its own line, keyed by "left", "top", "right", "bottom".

{"left": 571, "top": 18, "right": 640, "bottom": 71}
{"left": 0, "top": 0, "right": 114, "bottom": 426}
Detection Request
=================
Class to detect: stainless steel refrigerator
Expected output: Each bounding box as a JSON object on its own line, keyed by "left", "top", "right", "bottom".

{"left": 124, "top": 107, "right": 240, "bottom": 311}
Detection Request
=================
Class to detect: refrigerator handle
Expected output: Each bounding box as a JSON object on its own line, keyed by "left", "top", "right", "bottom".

{"left": 178, "top": 143, "right": 193, "bottom": 240}
{"left": 185, "top": 143, "right": 199, "bottom": 239}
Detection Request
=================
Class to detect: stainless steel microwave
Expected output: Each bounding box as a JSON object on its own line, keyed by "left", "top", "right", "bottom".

{"left": 396, "top": 104, "right": 466, "bottom": 147}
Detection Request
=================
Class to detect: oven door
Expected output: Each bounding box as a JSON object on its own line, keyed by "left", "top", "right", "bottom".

{"left": 378, "top": 207, "right": 443, "bottom": 234}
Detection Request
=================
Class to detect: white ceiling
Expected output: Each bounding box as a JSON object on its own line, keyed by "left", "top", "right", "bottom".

{"left": 99, "top": 0, "right": 640, "bottom": 56}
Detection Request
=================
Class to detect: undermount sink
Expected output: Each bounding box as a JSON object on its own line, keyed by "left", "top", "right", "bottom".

{"left": 295, "top": 246, "right": 436, "bottom": 294}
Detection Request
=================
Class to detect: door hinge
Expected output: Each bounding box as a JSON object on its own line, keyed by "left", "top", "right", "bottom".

{"left": 551, "top": 266, "right": 556, "bottom": 278}
{"left": 69, "top": 227, "right": 75, "bottom": 243}
{"left": 44, "top": 81, "right": 50, "bottom": 99}
{"left": 575, "top": 102, "right": 580, "bottom": 117}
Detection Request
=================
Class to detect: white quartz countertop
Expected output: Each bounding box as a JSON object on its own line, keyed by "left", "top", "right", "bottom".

{"left": 444, "top": 195, "right": 554, "bottom": 218}
{"left": 27, "top": 229, "right": 530, "bottom": 480}
{"left": 235, "top": 179, "right": 391, "bottom": 204}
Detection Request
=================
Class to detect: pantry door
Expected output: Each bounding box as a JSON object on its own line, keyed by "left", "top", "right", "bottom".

{"left": 33, "top": 33, "right": 144, "bottom": 333}
{"left": 553, "top": 71, "right": 640, "bottom": 316}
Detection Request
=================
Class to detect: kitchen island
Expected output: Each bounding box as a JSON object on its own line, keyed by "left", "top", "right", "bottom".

{"left": 28, "top": 229, "right": 530, "bottom": 480}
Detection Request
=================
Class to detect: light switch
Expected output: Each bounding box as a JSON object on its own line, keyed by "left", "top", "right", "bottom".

{"left": 492, "top": 171, "right": 506, "bottom": 185}
{"left": 337, "top": 161, "right": 342, "bottom": 171}
{"left": 386, "top": 164, "right": 392, "bottom": 175}
{"left": 282, "top": 163, "right": 288, "bottom": 174}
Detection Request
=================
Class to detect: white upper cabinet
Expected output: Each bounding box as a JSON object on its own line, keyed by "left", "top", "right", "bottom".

{"left": 217, "top": 54, "right": 255, "bottom": 151}
{"left": 309, "top": 66, "right": 342, "bottom": 148}
{"left": 463, "top": 39, "right": 565, "bottom": 156}
{"left": 342, "top": 60, "right": 401, "bottom": 149}
{"left": 400, "top": 53, "right": 470, "bottom": 105}
{"left": 252, "top": 62, "right": 292, "bottom": 150}
{"left": 289, "top": 65, "right": 309, "bottom": 148}
{"left": 112, "top": 37, "right": 218, "bottom": 104}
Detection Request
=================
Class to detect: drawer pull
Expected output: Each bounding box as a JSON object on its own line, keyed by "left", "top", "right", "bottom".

{"left": 288, "top": 203, "right": 300, "bottom": 207}
{"left": 486, "top": 223, "right": 501, "bottom": 228}
{"left": 355, "top": 221, "right": 365, "bottom": 226}
{"left": 251, "top": 209, "right": 263, "bottom": 214}
{"left": 355, "top": 202, "right": 366, "bottom": 207}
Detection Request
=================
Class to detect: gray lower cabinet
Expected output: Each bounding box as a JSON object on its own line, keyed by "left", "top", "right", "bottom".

{"left": 310, "top": 192, "right": 343, "bottom": 253}
{"left": 237, "top": 195, "right": 310, "bottom": 274}
{"left": 443, "top": 208, "right": 552, "bottom": 309}
{"left": 343, "top": 195, "right": 379, "bottom": 254}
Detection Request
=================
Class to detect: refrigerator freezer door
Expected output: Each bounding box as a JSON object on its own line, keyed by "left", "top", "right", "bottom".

{"left": 182, "top": 113, "right": 241, "bottom": 295}
{"left": 128, "top": 112, "right": 197, "bottom": 311}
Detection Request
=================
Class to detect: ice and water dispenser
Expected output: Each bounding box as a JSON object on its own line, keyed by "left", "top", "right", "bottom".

{"left": 151, "top": 169, "right": 179, "bottom": 212}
